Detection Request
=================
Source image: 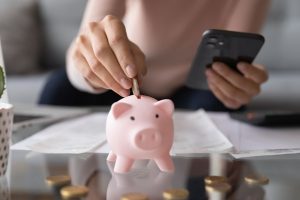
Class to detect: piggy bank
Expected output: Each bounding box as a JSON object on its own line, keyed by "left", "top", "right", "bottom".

{"left": 106, "top": 95, "right": 174, "bottom": 173}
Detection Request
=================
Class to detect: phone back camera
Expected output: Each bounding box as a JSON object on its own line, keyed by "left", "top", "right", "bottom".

{"left": 208, "top": 36, "right": 218, "bottom": 43}
{"left": 206, "top": 42, "right": 216, "bottom": 49}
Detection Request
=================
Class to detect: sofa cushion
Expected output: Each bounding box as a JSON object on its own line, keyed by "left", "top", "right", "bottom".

{"left": 256, "top": 0, "right": 300, "bottom": 70}
{"left": 38, "top": 0, "right": 86, "bottom": 69}
{"left": 0, "top": 0, "right": 41, "bottom": 75}
{"left": 249, "top": 70, "right": 300, "bottom": 111}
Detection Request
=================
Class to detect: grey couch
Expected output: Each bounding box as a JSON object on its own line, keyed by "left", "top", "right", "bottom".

{"left": 2, "top": 0, "right": 300, "bottom": 110}
{"left": 2, "top": 0, "right": 86, "bottom": 104}
{"left": 251, "top": 0, "right": 300, "bottom": 110}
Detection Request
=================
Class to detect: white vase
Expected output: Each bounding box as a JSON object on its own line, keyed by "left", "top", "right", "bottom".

{"left": 0, "top": 103, "right": 13, "bottom": 177}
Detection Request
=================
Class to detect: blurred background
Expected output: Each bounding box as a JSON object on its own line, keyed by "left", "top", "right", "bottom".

{"left": 0, "top": 0, "right": 299, "bottom": 110}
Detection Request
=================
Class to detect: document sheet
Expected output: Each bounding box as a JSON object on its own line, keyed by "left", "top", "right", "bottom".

{"left": 209, "top": 113, "right": 300, "bottom": 158}
{"left": 12, "top": 110, "right": 300, "bottom": 157}
{"left": 12, "top": 110, "right": 233, "bottom": 154}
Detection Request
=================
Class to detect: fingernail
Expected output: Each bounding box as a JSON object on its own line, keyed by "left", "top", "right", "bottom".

{"left": 206, "top": 69, "right": 212, "bottom": 77}
{"left": 120, "top": 89, "right": 129, "bottom": 97}
{"left": 125, "top": 65, "right": 136, "bottom": 78}
{"left": 120, "top": 78, "right": 132, "bottom": 89}
{"left": 212, "top": 63, "right": 222, "bottom": 71}
{"left": 88, "top": 22, "right": 97, "bottom": 32}
{"left": 237, "top": 63, "right": 247, "bottom": 71}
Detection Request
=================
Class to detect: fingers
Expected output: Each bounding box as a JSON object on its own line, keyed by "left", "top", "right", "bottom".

{"left": 206, "top": 68, "right": 251, "bottom": 106}
{"left": 76, "top": 36, "right": 129, "bottom": 97}
{"left": 73, "top": 50, "right": 107, "bottom": 89}
{"left": 102, "top": 15, "right": 137, "bottom": 78}
{"left": 130, "top": 42, "right": 147, "bottom": 76}
{"left": 237, "top": 62, "right": 268, "bottom": 84}
{"left": 207, "top": 77, "right": 242, "bottom": 109}
{"left": 71, "top": 15, "right": 147, "bottom": 97}
{"left": 206, "top": 62, "right": 269, "bottom": 109}
{"left": 128, "top": 42, "right": 147, "bottom": 86}
{"left": 88, "top": 22, "right": 132, "bottom": 90}
{"left": 212, "top": 62, "right": 260, "bottom": 96}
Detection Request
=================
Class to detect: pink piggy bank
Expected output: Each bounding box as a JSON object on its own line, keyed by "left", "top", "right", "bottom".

{"left": 106, "top": 95, "right": 175, "bottom": 173}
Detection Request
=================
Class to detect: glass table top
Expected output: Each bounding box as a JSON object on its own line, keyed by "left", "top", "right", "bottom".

{"left": 5, "top": 106, "right": 300, "bottom": 199}
{"left": 3, "top": 150, "right": 300, "bottom": 200}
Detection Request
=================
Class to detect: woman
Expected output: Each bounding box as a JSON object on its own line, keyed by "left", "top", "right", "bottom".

{"left": 39, "top": 0, "right": 269, "bottom": 111}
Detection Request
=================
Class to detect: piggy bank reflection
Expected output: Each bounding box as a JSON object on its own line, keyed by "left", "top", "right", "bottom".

{"left": 106, "top": 95, "right": 174, "bottom": 173}
{"left": 106, "top": 161, "right": 173, "bottom": 200}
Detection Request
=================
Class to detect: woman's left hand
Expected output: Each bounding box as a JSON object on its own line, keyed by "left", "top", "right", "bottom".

{"left": 205, "top": 62, "right": 268, "bottom": 109}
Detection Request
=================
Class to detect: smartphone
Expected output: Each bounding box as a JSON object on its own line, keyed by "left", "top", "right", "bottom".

{"left": 185, "top": 29, "right": 265, "bottom": 90}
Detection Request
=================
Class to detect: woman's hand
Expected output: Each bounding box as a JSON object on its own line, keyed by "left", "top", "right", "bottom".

{"left": 206, "top": 62, "right": 268, "bottom": 109}
{"left": 71, "top": 15, "right": 146, "bottom": 97}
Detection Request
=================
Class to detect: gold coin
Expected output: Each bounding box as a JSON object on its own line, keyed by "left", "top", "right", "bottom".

{"left": 163, "top": 188, "right": 189, "bottom": 200}
{"left": 244, "top": 174, "right": 269, "bottom": 185}
{"left": 132, "top": 78, "right": 140, "bottom": 98}
{"left": 60, "top": 186, "right": 89, "bottom": 199}
{"left": 121, "top": 193, "right": 149, "bottom": 200}
{"left": 45, "top": 175, "right": 71, "bottom": 187}
{"left": 205, "top": 182, "right": 231, "bottom": 193}
{"left": 204, "top": 176, "right": 228, "bottom": 185}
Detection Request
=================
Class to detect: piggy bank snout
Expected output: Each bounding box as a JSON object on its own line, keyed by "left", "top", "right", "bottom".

{"left": 132, "top": 128, "right": 162, "bottom": 150}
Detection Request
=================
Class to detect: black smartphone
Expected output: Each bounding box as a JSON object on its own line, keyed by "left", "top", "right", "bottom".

{"left": 185, "top": 29, "right": 265, "bottom": 89}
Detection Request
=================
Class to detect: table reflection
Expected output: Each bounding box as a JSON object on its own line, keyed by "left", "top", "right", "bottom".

{"left": 68, "top": 154, "right": 266, "bottom": 200}
{"left": 8, "top": 151, "right": 270, "bottom": 200}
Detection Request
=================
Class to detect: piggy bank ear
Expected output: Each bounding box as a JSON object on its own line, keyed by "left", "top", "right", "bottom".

{"left": 111, "top": 102, "right": 132, "bottom": 119}
{"left": 154, "top": 99, "right": 174, "bottom": 116}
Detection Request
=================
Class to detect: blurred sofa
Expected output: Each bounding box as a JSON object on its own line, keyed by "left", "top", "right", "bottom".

{"left": 2, "top": 0, "right": 300, "bottom": 110}
{"left": 1, "top": 0, "right": 86, "bottom": 104}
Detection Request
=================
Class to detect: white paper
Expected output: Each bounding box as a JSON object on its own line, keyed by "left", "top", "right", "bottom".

{"left": 171, "top": 110, "right": 233, "bottom": 154}
{"left": 11, "top": 113, "right": 108, "bottom": 154}
{"left": 12, "top": 110, "right": 300, "bottom": 157}
{"left": 209, "top": 113, "right": 300, "bottom": 158}
{"left": 12, "top": 110, "right": 233, "bottom": 155}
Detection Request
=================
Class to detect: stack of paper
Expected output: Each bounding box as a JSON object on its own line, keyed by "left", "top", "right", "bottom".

{"left": 11, "top": 110, "right": 233, "bottom": 155}
{"left": 12, "top": 114, "right": 108, "bottom": 154}
{"left": 12, "top": 109, "right": 300, "bottom": 158}
{"left": 209, "top": 113, "right": 300, "bottom": 158}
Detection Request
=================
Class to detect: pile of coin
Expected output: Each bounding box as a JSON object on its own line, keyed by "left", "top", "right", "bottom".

{"left": 244, "top": 174, "right": 269, "bottom": 186}
{"left": 46, "top": 175, "right": 71, "bottom": 187}
{"left": 162, "top": 188, "right": 189, "bottom": 200}
{"left": 60, "top": 186, "right": 89, "bottom": 200}
{"left": 204, "top": 175, "right": 232, "bottom": 194}
{"left": 121, "top": 193, "right": 149, "bottom": 200}
{"left": 46, "top": 175, "right": 89, "bottom": 200}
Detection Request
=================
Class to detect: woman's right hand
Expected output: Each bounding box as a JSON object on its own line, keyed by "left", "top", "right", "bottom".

{"left": 71, "top": 15, "right": 146, "bottom": 97}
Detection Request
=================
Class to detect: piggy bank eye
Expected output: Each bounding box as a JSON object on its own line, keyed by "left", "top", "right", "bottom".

{"left": 130, "top": 116, "right": 135, "bottom": 121}
{"left": 155, "top": 114, "right": 159, "bottom": 118}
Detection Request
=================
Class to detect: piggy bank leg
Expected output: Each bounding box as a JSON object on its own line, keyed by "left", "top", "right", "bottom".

{"left": 107, "top": 151, "right": 117, "bottom": 162}
{"left": 155, "top": 155, "right": 174, "bottom": 173}
{"left": 114, "top": 156, "right": 134, "bottom": 173}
